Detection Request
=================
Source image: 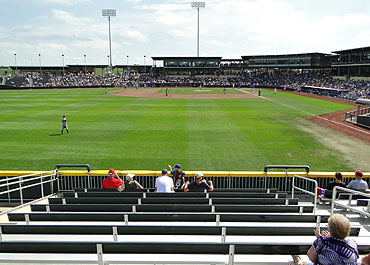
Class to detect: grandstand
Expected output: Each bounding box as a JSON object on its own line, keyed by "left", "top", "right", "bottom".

{"left": 0, "top": 166, "right": 369, "bottom": 264}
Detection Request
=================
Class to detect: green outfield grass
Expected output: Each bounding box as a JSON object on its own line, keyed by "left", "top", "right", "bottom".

{"left": 0, "top": 87, "right": 367, "bottom": 171}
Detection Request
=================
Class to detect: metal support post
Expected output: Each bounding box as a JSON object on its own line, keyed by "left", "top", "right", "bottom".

{"left": 19, "top": 177, "right": 23, "bottom": 205}
{"left": 40, "top": 173, "right": 44, "bottom": 198}
{"left": 216, "top": 214, "right": 220, "bottom": 226}
{"left": 221, "top": 227, "right": 226, "bottom": 243}
{"left": 112, "top": 226, "right": 118, "bottom": 242}
{"left": 124, "top": 214, "right": 129, "bottom": 225}
{"left": 97, "top": 244, "right": 104, "bottom": 265}
{"left": 25, "top": 214, "right": 30, "bottom": 225}
{"left": 228, "top": 245, "right": 235, "bottom": 265}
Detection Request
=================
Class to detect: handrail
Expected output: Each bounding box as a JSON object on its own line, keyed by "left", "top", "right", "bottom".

{"left": 0, "top": 170, "right": 55, "bottom": 184}
{"left": 292, "top": 175, "right": 318, "bottom": 215}
{"left": 0, "top": 171, "right": 57, "bottom": 205}
{"left": 331, "top": 186, "right": 370, "bottom": 217}
{"left": 0, "top": 172, "right": 55, "bottom": 189}
{"left": 264, "top": 165, "right": 310, "bottom": 174}
{"left": 55, "top": 164, "right": 91, "bottom": 171}
{"left": 264, "top": 165, "right": 309, "bottom": 192}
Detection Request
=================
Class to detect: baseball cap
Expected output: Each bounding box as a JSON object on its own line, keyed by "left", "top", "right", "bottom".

{"left": 355, "top": 170, "right": 363, "bottom": 177}
{"left": 162, "top": 169, "right": 168, "bottom": 175}
{"left": 126, "top": 174, "right": 134, "bottom": 181}
{"left": 195, "top": 172, "right": 203, "bottom": 179}
{"left": 108, "top": 168, "right": 115, "bottom": 175}
{"left": 174, "top": 164, "right": 181, "bottom": 169}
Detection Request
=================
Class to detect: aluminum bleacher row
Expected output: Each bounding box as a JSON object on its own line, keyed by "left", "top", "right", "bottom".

{"left": 1, "top": 188, "right": 370, "bottom": 265}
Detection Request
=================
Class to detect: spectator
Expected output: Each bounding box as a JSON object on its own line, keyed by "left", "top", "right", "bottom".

{"left": 102, "top": 168, "right": 124, "bottom": 192}
{"left": 169, "top": 164, "right": 186, "bottom": 191}
{"left": 293, "top": 214, "right": 359, "bottom": 265}
{"left": 155, "top": 169, "right": 174, "bottom": 193}
{"left": 347, "top": 170, "right": 368, "bottom": 190}
{"left": 325, "top": 172, "right": 347, "bottom": 190}
{"left": 184, "top": 172, "right": 214, "bottom": 192}
{"left": 123, "top": 174, "right": 144, "bottom": 191}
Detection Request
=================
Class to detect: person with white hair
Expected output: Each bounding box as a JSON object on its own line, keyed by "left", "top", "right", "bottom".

{"left": 122, "top": 173, "right": 144, "bottom": 191}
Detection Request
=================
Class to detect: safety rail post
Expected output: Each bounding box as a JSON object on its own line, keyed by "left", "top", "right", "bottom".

{"left": 40, "top": 173, "right": 44, "bottom": 198}
{"left": 292, "top": 175, "right": 317, "bottom": 215}
{"left": 19, "top": 176, "right": 23, "bottom": 205}
{"left": 6, "top": 177, "right": 10, "bottom": 203}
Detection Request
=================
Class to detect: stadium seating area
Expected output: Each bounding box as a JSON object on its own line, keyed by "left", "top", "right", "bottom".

{"left": 1, "top": 186, "right": 370, "bottom": 265}
{"left": 3, "top": 72, "right": 370, "bottom": 99}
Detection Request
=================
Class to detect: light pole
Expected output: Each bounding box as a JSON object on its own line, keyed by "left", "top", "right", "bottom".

{"left": 191, "top": 2, "right": 205, "bottom": 57}
{"left": 14, "top": 53, "right": 17, "bottom": 74}
{"left": 127, "top": 55, "right": 129, "bottom": 65}
{"left": 144, "top": 55, "right": 146, "bottom": 73}
{"left": 84, "top": 54, "right": 87, "bottom": 74}
{"left": 62, "top": 54, "right": 65, "bottom": 75}
{"left": 102, "top": 9, "right": 116, "bottom": 70}
{"left": 38, "top": 54, "right": 42, "bottom": 73}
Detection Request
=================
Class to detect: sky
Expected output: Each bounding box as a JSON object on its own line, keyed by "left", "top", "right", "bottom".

{"left": 1, "top": 0, "right": 370, "bottom": 67}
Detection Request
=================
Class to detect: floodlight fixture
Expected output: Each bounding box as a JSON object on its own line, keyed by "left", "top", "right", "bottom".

{"left": 191, "top": 2, "right": 206, "bottom": 57}
{"left": 102, "top": 9, "right": 116, "bottom": 69}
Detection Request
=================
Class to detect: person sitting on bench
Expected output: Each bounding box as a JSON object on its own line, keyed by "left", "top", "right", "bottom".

{"left": 123, "top": 174, "right": 144, "bottom": 191}
{"left": 102, "top": 168, "right": 124, "bottom": 192}
{"left": 184, "top": 172, "right": 214, "bottom": 192}
{"left": 322, "top": 172, "right": 347, "bottom": 198}
{"left": 347, "top": 170, "right": 368, "bottom": 190}
{"left": 293, "top": 214, "right": 359, "bottom": 265}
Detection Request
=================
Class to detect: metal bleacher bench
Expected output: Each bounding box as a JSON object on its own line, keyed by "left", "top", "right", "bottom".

{"left": 0, "top": 224, "right": 361, "bottom": 237}
{"left": 48, "top": 197, "right": 298, "bottom": 205}
{"left": 61, "top": 191, "right": 288, "bottom": 198}
{"left": 29, "top": 204, "right": 314, "bottom": 213}
{"left": 0, "top": 241, "right": 369, "bottom": 265}
{"left": 8, "top": 212, "right": 328, "bottom": 223}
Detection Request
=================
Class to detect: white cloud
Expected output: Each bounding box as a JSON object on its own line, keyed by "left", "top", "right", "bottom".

{"left": 125, "top": 29, "right": 149, "bottom": 42}
{"left": 207, "top": 40, "right": 232, "bottom": 47}
{"left": 52, "top": 9, "right": 93, "bottom": 25}
{"left": 125, "top": 0, "right": 142, "bottom": 3}
{"left": 36, "top": 0, "right": 90, "bottom": 5}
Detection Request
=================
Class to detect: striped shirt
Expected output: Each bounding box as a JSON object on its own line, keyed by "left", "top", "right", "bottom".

{"left": 314, "top": 236, "right": 359, "bottom": 265}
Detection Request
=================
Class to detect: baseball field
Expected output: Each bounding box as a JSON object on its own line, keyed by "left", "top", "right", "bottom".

{"left": 0, "top": 87, "right": 369, "bottom": 171}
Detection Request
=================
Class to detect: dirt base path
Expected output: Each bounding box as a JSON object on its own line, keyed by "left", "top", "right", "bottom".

{"left": 109, "top": 88, "right": 260, "bottom": 99}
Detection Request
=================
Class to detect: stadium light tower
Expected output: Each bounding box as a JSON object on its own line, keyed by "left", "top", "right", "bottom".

{"left": 38, "top": 54, "right": 42, "bottom": 73}
{"left": 191, "top": 2, "right": 205, "bottom": 57}
{"left": 84, "top": 54, "right": 87, "bottom": 73}
{"left": 102, "top": 9, "right": 116, "bottom": 71}
{"left": 14, "top": 53, "right": 17, "bottom": 73}
{"left": 62, "top": 54, "right": 65, "bottom": 75}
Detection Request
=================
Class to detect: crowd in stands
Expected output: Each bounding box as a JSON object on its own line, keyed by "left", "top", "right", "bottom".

{"left": 3, "top": 71, "right": 370, "bottom": 99}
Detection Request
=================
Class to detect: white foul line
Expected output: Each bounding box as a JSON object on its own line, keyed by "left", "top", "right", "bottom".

{"left": 238, "top": 89, "right": 370, "bottom": 136}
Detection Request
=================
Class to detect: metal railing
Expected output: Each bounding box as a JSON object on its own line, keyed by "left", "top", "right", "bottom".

{"left": 0, "top": 170, "right": 56, "bottom": 204}
{"left": 331, "top": 186, "right": 370, "bottom": 217}
{"left": 264, "top": 165, "right": 309, "bottom": 191}
{"left": 292, "top": 175, "right": 318, "bottom": 214}
{"left": 345, "top": 107, "right": 370, "bottom": 123}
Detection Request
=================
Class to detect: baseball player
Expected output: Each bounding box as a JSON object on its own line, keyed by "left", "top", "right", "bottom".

{"left": 61, "top": 115, "right": 69, "bottom": 134}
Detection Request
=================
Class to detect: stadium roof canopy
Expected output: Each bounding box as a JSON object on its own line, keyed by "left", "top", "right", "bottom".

{"left": 152, "top": 56, "right": 222, "bottom": 60}
{"left": 242, "top": 52, "right": 330, "bottom": 59}
{"left": 332, "top": 46, "right": 370, "bottom": 54}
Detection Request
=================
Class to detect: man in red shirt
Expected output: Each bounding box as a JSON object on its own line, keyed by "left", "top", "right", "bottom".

{"left": 102, "top": 168, "right": 124, "bottom": 192}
